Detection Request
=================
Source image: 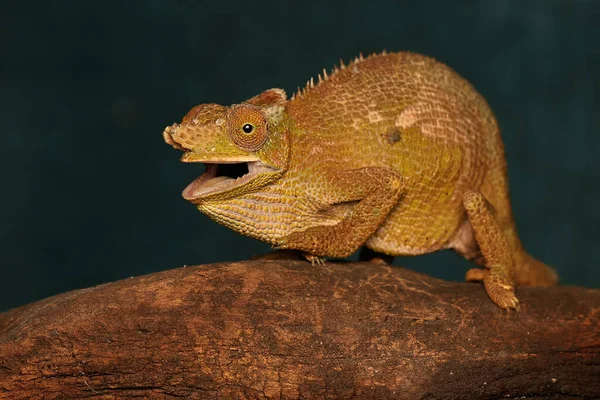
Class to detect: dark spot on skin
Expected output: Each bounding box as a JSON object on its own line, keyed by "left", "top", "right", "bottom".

{"left": 385, "top": 127, "right": 402, "bottom": 145}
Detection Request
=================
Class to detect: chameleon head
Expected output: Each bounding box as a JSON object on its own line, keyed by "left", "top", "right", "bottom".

{"left": 163, "top": 89, "right": 289, "bottom": 204}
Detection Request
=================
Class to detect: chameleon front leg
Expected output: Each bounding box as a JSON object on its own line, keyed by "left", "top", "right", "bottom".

{"left": 463, "top": 191, "right": 520, "bottom": 310}
{"left": 279, "top": 167, "right": 404, "bottom": 259}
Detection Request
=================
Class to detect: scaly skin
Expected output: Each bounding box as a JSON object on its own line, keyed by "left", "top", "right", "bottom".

{"left": 163, "top": 51, "right": 558, "bottom": 309}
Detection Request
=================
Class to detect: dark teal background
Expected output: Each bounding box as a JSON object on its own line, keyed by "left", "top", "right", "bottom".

{"left": 1, "top": 1, "right": 598, "bottom": 312}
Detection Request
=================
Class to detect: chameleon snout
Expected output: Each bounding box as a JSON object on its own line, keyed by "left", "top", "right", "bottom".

{"left": 163, "top": 123, "right": 209, "bottom": 152}
{"left": 163, "top": 124, "right": 187, "bottom": 151}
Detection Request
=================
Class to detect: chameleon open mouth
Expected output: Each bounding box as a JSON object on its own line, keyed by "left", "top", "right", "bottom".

{"left": 182, "top": 161, "right": 276, "bottom": 201}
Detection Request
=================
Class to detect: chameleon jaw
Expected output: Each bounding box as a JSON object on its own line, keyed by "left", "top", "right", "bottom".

{"left": 181, "top": 161, "right": 277, "bottom": 202}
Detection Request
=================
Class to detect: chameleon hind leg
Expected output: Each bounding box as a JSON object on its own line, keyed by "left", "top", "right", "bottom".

{"left": 278, "top": 167, "right": 404, "bottom": 259}
{"left": 463, "top": 191, "right": 520, "bottom": 310}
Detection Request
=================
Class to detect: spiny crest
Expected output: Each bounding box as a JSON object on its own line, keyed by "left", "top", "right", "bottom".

{"left": 290, "top": 51, "right": 388, "bottom": 100}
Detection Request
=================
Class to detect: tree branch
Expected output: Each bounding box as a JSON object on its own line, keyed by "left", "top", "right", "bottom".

{"left": 0, "top": 260, "right": 598, "bottom": 399}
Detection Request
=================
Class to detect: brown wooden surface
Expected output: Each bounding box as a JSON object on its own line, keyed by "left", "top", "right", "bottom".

{"left": 0, "top": 260, "right": 598, "bottom": 399}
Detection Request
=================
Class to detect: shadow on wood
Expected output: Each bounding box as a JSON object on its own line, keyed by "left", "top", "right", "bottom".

{"left": 0, "top": 260, "right": 599, "bottom": 399}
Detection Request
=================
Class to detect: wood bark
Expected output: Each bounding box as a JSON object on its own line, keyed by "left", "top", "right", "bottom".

{"left": 0, "top": 260, "right": 598, "bottom": 399}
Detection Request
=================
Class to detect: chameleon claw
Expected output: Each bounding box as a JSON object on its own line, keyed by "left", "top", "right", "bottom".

{"left": 304, "top": 254, "right": 326, "bottom": 266}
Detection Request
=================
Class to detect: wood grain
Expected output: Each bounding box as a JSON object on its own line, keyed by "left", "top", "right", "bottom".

{"left": 0, "top": 260, "right": 598, "bottom": 399}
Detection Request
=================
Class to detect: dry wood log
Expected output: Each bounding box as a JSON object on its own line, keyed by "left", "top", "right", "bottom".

{"left": 0, "top": 260, "right": 598, "bottom": 399}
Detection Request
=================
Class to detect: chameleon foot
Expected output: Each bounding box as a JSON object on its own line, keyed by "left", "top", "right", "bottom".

{"left": 466, "top": 268, "right": 520, "bottom": 310}
{"left": 465, "top": 268, "right": 486, "bottom": 282}
{"left": 303, "top": 254, "right": 326, "bottom": 266}
{"left": 485, "top": 279, "right": 520, "bottom": 310}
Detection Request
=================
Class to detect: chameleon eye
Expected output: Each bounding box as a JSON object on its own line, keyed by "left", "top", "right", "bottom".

{"left": 228, "top": 107, "right": 267, "bottom": 151}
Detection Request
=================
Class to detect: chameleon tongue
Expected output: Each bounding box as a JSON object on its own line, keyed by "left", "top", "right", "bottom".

{"left": 202, "top": 176, "right": 231, "bottom": 189}
{"left": 182, "top": 163, "right": 250, "bottom": 200}
{"left": 181, "top": 161, "right": 278, "bottom": 201}
{"left": 182, "top": 163, "right": 218, "bottom": 200}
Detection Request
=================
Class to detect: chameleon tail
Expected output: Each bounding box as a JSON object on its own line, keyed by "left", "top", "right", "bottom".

{"left": 481, "top": 135, "right": 558, "bottom": 288}
{"left": 503, "top": 221, "right": 558, "bottom": 287}
{"left": 513, "top": 251, "right": 558, "bottom": 287}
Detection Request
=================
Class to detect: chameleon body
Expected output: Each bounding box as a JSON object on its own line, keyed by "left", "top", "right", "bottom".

{"left": 163, "top": 52, "right": 558, "bottom": 309}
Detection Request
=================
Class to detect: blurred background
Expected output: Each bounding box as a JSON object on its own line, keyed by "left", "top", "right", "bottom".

{"left": 1, "top": 0, "right": 598, "bottom": 312}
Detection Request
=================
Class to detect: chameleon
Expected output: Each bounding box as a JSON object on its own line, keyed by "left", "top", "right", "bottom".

{"left": 163, "top": 51, "right": 558, "bottom": 309}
